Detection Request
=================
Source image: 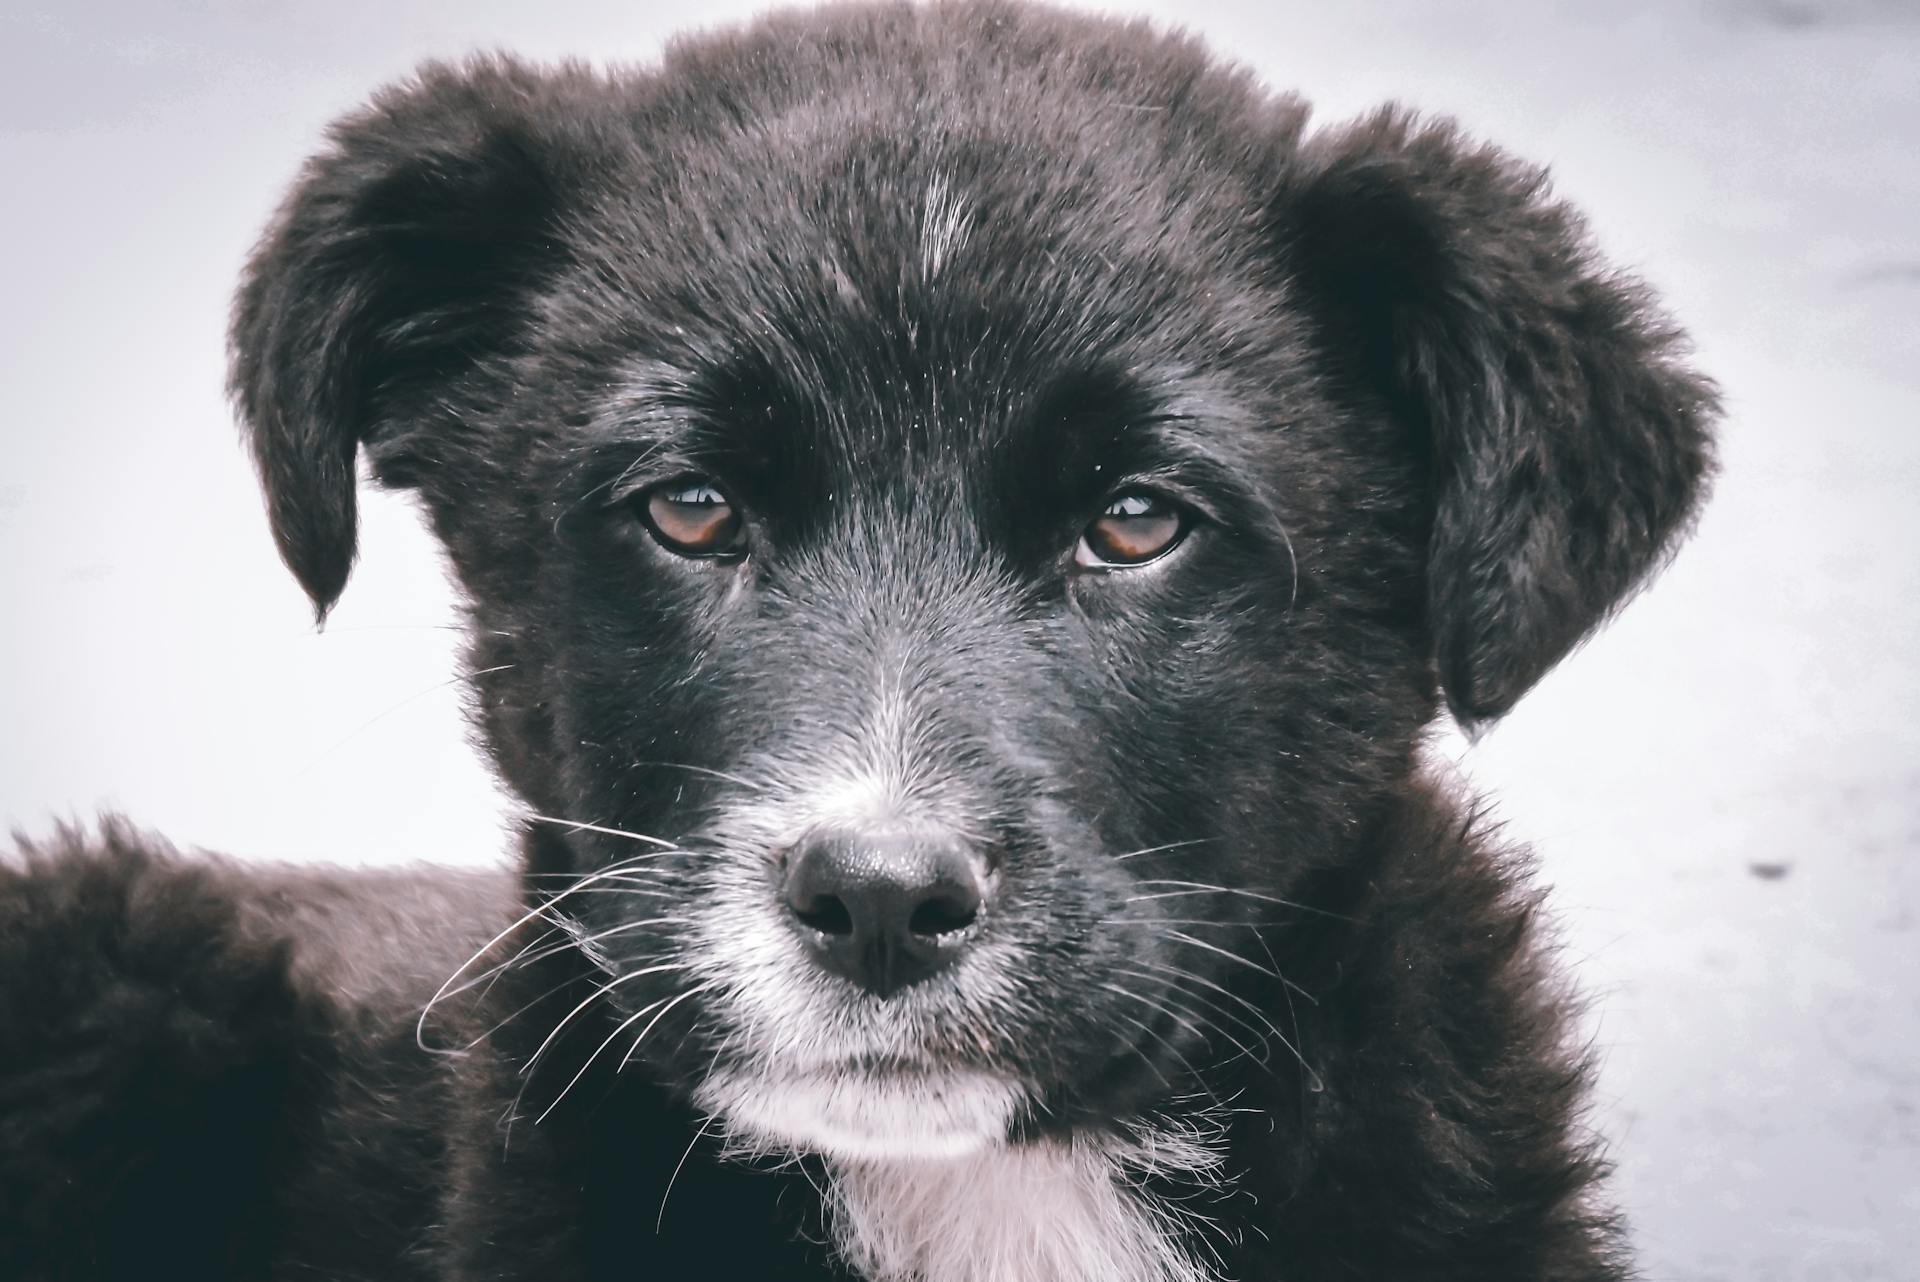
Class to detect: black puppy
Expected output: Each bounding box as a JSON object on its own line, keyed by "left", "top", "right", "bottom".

{"left": 0, "top": 3, "right": 1715, "bottom": 1279}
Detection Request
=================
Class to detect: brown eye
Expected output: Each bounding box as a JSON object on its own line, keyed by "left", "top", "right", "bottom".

{"left": 641, "top": 480, "right": 745, "bottom": 557}
{"left": 1076, "top": 492, "right": 1187, "bottom": 568}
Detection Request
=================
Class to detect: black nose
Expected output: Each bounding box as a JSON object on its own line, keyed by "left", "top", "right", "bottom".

{"left": 782, "top": 828, "right": 987, "bottom": 998}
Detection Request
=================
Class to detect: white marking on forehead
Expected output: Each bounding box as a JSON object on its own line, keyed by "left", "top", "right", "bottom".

{"left": 921, "top": 172, "right": 973, "bottom": 281}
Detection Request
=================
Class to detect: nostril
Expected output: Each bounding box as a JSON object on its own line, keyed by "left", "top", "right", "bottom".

{"left": 908, "top": 886, "right": 980, "bottom": 938}
{"left": 792, "top": 892, "right": 854, "bottom": 937}
{"left": 782, "top": 826, "right": 989, "bottom": 995}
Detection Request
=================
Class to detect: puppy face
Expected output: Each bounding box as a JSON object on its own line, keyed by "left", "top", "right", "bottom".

{"left": 228, "top": 6, "right": 1713, "bottom": 1159}
{"left": 470, "top": 132, "right": 1423, "bottom": 1157}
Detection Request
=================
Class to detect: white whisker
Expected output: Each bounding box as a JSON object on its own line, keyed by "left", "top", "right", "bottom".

{"left": 658, "top": 1111, "right": 719, "bottom": 1232}
{"left": 416, "top": 851, "right": 694, "bottom": 1052}
{"left": 536, "top": 980, "right": 719, "bottom": 1124}
{"left": 634, "top": 760, "right": 769, "bottom": 792}
{"left": 522, "top": 961, "right": 697, "bottom": 1084}
{"left": 1162, "top": 929, "right": 1280, "bottom": 980}
{"left": 1127, "top": 879, "right": 1349, "bottom": 921}
{"left": 1110, "top": 838, "right": 1215, "bottom": 863}
{"left": 522, "top": 813, "right": 680, "bottom": 849}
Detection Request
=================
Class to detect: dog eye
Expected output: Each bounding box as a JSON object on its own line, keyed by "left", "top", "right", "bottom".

{"left": 1075, "top": 492, "right": 1188, "bottom": 568}
{"left": 640, "top": 480, "right": 746, "bottom": 557}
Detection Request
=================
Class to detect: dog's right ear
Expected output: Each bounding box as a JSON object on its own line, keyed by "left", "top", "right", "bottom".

{"left": 1276, "top": 110, "right": 1718, "bottom": 726}
{"left": 229, "top": 59, "right": 593, "bottom": 620}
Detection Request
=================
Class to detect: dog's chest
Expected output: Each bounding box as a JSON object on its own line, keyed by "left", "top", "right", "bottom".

{"left": 825, "top": 1139, "right": 1219, "bottom": 1282}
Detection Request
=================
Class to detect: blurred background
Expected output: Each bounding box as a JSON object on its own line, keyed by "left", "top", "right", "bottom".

{"left": 2, "top": 0, "right": 1914, "bottom": 1276}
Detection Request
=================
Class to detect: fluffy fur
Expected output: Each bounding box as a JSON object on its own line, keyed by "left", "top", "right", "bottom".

{"left": 1, "top": 3, "right": 1715, "bottom": 1279}
{"left": 819, "top": 1130, "right": 1226, "bottom": 1282}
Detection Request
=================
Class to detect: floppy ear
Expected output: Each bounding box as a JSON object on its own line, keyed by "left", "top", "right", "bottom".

{"left": 229, "top": 58, "right": 591, "bottom": 619}
{"left": 1280, "top": 109, "right": 1718, "bottom": 725}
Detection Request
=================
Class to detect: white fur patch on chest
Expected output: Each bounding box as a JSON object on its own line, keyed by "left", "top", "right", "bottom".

{"left": 824, "top": 1130, "right": 1223, "bottom": 1282}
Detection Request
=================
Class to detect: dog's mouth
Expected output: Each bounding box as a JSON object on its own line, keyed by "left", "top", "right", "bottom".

{"left": 695, "top": 1061, "right": 1027, "bottom": 1161}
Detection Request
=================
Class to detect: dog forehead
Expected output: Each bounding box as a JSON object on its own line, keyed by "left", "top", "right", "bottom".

{"left": 557, "top": 82, "right": 1269, "bottom": 363}
{"left": 516, "top": 48, "right": 1308, "bottom": 516}
{"left": 559, "top": 164, "right": 1266, "bottom": 468}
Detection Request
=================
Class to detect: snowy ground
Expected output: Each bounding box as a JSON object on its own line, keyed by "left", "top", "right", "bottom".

{"left": 2, "top": 1, "right": 1914, "bottom": 1276}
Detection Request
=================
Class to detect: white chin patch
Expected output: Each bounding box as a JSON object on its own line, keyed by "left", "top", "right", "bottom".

{"left": 695, "top": 1066, "right": 1227, "bottom": 1282}
{"left": 696, "top": 1066, "right": 1020, "bottom": 1161}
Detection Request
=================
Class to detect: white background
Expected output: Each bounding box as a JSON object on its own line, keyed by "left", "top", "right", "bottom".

{"left": 2, "top": 1, "right": 1915, "bottom": 1276}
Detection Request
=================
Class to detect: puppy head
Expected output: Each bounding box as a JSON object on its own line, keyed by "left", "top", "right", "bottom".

{"left": 230, "top": 7, "right": 1713, "bottom": 1159}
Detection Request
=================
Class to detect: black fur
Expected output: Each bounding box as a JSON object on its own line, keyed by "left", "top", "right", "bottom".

{"left": 2, "top": 3, "right": 1715, "bottom": 1279}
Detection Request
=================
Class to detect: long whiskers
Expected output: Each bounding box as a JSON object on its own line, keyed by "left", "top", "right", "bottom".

{"left": 1114, "top": 966, "right": 1267, "bottom": 1070}
{"left": 1100, "top": 916, "right": 1278, "bottom": 929}
{"left": 1101, "top": 1007, "right": 1184, "bottom": 1093}
{"left": 416, "top": 847, "right": 689, "bottom": 1052}
{"left": 1096, "top": 980, "right": 1219, "bottom": 1098}
{"left": 657, "top": 1112, "right": 719, "bottom": 1233}
{"left": 1163, "top": 929, "right": 1280, "bottom": 980}
{"left": 522, "top": 813, "right": 680, "bottom": 848}
{"left": 521, "top": 961, "right": 698, "bottom": 1085}
{"left": 632, "top": 761, "right": 769, "bottom": 792}
{"left": 1126, "top": 879, "right": 1352, "bottom": 922}
{"left": 1126, "top": 960, "right": 1322, "bottom": 1090}
{"left": 1110, "top": 838, "right": 1217, "bottom": 863}
{"left": 533, "top": 979, "right": 720, "bottom": 1125}
{"left": 1158, "top": 925, "right": 1320, "bottom": 1006}
{"left": 458, "top": 918, "right": 699, "bottom": 1045}
{"left": 522, "top": 859, "right": 683, "bottom": 880}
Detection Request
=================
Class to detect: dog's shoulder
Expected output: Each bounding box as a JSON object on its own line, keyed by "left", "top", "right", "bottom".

{"left": 0, "top": 823, "right": 515, "bottom": 1279}
{"left": 0, "top": 823, "right": 317, "bottom": 1276}
{"left": 0, "top": 821, "right": 306, "bottom": 1059}
{"left": 1, "top": 821, "right": 516, "bottom": 1026}
{"left": 226, "top": 852, "right": 518, "bottom": 1018}
{"left": 1248, "top": 776, "right": 1627, "bottom": 1278}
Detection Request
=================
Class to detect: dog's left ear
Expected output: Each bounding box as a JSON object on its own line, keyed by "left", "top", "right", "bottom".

{"left": 229, "top": 58, "right": 597, "bottom": 620}
{"left": 1278, "top": 109, "right": 1718, "bottom": 725}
